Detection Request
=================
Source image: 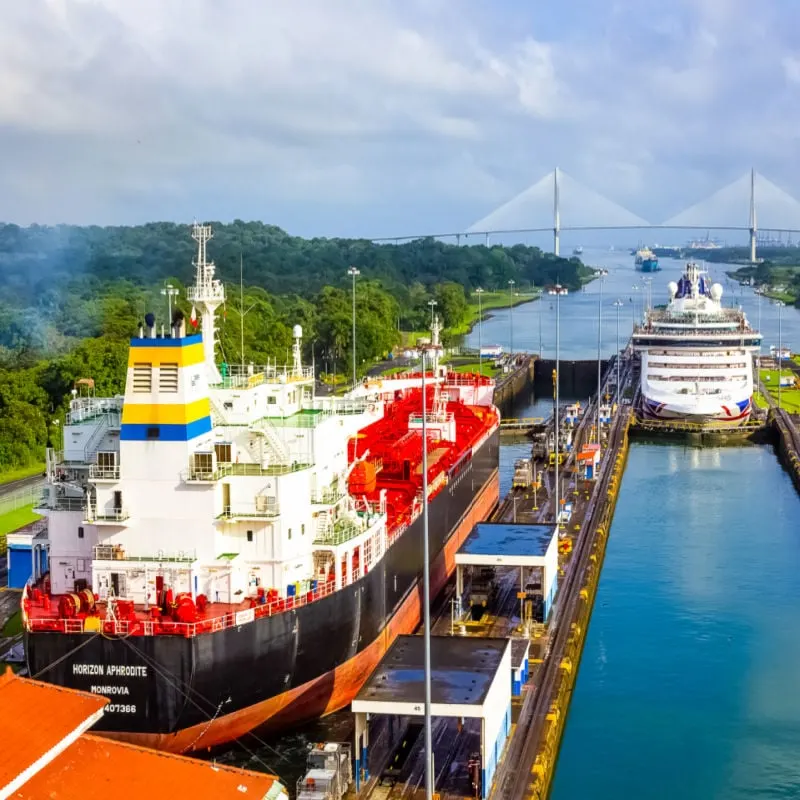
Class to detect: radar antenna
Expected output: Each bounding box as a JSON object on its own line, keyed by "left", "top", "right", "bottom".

{"left": 186, "top": 223, "right": 226, "bottom": 383}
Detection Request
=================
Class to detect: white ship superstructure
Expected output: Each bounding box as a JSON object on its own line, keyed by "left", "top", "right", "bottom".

{"left": 631, "top": 262, "right": 762, "bottom": 424}
{"left": 37, "top": 224, "right": 393, "bottom": 606}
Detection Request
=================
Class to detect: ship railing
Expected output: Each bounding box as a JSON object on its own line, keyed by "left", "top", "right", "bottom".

{"left": 24, "top": 575, "right": 342, "bottom": 637}
{"left": 311, "top": 397, "right": 371, "bottom": 416}
{"left": 86, "top": 507, "right": 130, "bottom": 523}
{"left": 89, "top": 465, "right": 121, "bottom": 481}
{"left": 66, "top": 396, "right": 124, "bottom": 424}
{"left": 93, "top": 545, "right": 196, "bottom": 562}
{"left": 443, "top": 372, "right": 495, "bottom": 387}
{"left": 36, "top": 492, "right": 85, "bottom": 513}
{"left": 408, "top": 412, "right": 455, "bottom": 426}
{"left": 217, "top": 500, "right": 281, "bottom": 520}
{"left": 311, "top": 487, "right": 346, "bottom": 506}
{"left": 181, "top": 461, "right": 311, "bottom": 482}
{"left": 312, "top": 518, "right": 367, "bottom": 546}
{"left": 211, "top": 364, "right": 314, "bottom": 389}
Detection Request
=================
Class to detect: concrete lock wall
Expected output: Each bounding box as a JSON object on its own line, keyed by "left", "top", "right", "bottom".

{"left": 534, "top": 359, "right": 610, "bottom": 399}
{"left": 493, "top": 358, "right": 536, "bottom": 412}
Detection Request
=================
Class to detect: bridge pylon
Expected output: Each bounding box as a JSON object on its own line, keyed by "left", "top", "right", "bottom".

{"left": 749, "top": 167, "right": 758, "bottom": 264}
{"left": 553, "top": 167, "right": 561, "bottom": 257}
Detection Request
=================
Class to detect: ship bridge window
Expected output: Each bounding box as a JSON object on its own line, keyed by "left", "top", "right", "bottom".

{"left": 97, "top": 451, "right": 117, "bottom": 469}
{"left": 214, "top": 443, "right": 232, "bottom": 464}
{"left": 268, "top": 396, "right": 277, "bottom": 405}
{"left": 193, "top": 452, "right": 213, "bottom": 475}
{"left": 133, "top": 363, "right": 152, "bottom": 393}
{"left": 159, "top": 363, "right": 179, "bottom": 393}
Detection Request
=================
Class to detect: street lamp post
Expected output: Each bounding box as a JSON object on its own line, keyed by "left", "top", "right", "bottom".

{"left": 632, "top": 284, "right": 639, "bottom": 327}
{"left": 508, "top": 279, "right": 516, "bottom": 356}
{"left": 347, "top": 267, "right": 360, "bottom": 388}
{"left": 613, "top": 300, "right": 623, "bottom": 400}
{"left": 538, "top": 289, "right": 543, "bottom": 356}
{"left": 161, "top": 283, "right": 179, "bottom": 326}
{"left": 475, "top": 288, "right": 484, "bottom": 376}
{"left": 595, "top": 271, "right": 606, "bottom": 444}
{"left": 428, "top": 299, "right": 437, "bottom": 329}
{"left": 419, "top": 346, "right": 434, "bottom": 800}
{"left": 777, "top": 300, "right": 784, "bottom": 410}
{"left": 554, "top": 284, "right": 561, "bottom": 531}
{"left": 757, "top": 290, "right": 762, "bottom": 371}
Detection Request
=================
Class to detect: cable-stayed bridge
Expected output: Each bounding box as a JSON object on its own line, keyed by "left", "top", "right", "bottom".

{"left": 372, "top": 169, "right": 800, "bottom": 263}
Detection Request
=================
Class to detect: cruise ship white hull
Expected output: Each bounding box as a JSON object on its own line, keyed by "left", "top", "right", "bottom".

{"left": 641, "top": 393, "right": 752, "bottom": 424}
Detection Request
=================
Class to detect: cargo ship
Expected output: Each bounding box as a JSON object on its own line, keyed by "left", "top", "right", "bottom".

{"left": 631, "top": 262, "right": 762, "bottom": 423}
{"left": 23, "top": 224, "right": 500, "bottom": 753}
{"left": 634, "top": 247, "right": 660, "bottom": 272}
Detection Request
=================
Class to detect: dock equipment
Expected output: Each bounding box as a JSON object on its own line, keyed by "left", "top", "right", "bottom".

{"left": 511, "top": 639, "right": 531, "bottom": 697}
{"left": 352, "top": 635, "right": 512, "bottom": 799}
{"left": 455, "top": 523, "right": 559, "bottom": 624}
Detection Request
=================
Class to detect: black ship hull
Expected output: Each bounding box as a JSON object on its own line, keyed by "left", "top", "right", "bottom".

{"left": 26, "top": 430, "right": 500, "bottom": 752}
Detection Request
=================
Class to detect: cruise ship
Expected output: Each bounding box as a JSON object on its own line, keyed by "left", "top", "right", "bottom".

{"left": 631, "top": 262, "right": 762, "bottom": 423}
{"left": 22, "top": 224, "right": 500, "bottom": 753}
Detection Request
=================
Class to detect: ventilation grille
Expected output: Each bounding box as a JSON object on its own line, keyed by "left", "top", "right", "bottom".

{"left": 132, "top": 363, "right": 152, "bottom": 393}
{"left": 159, "top": 363, "right": 179, "bottom": 393}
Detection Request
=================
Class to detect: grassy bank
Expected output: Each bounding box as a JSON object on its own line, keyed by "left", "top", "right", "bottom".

{"left": 760, "top": 368, "right": 800, "bottom": 414}
{"left": 0, "top": 463, "right": 44, "bottom": 487}
{"left": 0, "top": 505, "right": 41, "bottom": 540}
{"left": 400, "top": 291, "right": 540, "bottom": 347}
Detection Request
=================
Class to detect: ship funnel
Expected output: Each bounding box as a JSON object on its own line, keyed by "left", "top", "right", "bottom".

{"left": 172, "top": 309, "right": 186, "bottom": 338}
{"left": 667, "top": 281, "right": 678, "bottom": 299}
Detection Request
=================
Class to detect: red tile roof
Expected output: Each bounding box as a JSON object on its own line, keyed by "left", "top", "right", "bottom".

{"left": 0, "top": 669, "right": 284, "bottom": 800}
{"left": 14, "top": 734, "right": 283, "bottom": 800}
{"left": 0, "top": 668, "right": 106, "bottom": 795}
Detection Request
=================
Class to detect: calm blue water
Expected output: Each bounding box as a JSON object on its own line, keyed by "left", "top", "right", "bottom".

{"left": 550, "top": 444, "right": 800, "bottom": 799}
{"left": 464, "top": 249, "right": 800, "bottom": 361}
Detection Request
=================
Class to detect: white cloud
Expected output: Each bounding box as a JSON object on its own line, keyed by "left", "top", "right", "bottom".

{"left": 0, "top": 0, "right": 797, "bottom": 235}
{"left": 783, "top": 55, "right": 800, "bottom": 85}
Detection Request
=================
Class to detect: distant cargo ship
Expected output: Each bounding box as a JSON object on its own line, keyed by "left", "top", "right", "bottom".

{"left": 572, "top": 246, "right": 583, "bottom": 256}
{"left": 634, "top": 247, "right": 660, "bottom": 273}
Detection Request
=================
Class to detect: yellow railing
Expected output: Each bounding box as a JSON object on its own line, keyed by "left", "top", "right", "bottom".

{"left": 633, "top": 416, "right": 763, "bottom": 432}
{"left": 499, "top": 417, "right": 546, "bottom": 428}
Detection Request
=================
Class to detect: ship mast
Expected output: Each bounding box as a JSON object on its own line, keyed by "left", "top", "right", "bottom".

{"left": 187, "top": 223, "right": 226, "bottom": 384}
{"left": 429, "top": 314, "right": 446, "bottom": 417}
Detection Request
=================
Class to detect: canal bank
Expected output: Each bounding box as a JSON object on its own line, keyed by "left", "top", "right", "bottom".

{"left": 550, "top": 443, "right": 800, "bottom": 799}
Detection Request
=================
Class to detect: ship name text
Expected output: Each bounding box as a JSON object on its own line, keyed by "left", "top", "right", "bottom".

{"left": 72, "top": 664, "right": 148, "bottom": 677}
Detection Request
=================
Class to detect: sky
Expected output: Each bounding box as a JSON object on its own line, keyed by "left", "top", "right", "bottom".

{"left": 1, "top": 0, "right": 799, "bottom": 239}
